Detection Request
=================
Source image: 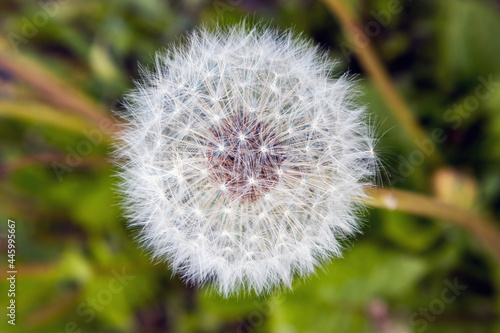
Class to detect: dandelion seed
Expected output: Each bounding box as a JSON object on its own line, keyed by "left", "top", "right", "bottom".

{"left": 114, "top": 23, "right": 377, "bottom": 296}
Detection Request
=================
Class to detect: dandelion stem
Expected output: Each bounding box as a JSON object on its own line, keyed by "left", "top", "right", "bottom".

{"left": 322, "top": 0, "right": 443, "bottom": 166}
{"left": 366, "top": 187, "right": 500, "bottom": 264}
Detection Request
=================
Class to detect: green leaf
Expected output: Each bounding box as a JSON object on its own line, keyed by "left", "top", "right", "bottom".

{"left": 267, "top": 242, "right": 427, "bottom": 332}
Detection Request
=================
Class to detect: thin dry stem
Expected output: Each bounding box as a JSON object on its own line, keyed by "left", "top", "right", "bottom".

{"left": 0, "top": 100, "right": 96, "bottom": 134}
{"left": 366, "top": 187, "right": 500, "bottom": 264}
{"left": 0, "top": 37, "right": 108, "bottom": 127}
{"left": 322, "top": 0, "right": 442, "bottom": 165}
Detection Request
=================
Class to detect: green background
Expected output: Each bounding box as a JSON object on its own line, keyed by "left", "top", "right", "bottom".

{"left": 1, "top": 0, "right": 500, "bottom": 332}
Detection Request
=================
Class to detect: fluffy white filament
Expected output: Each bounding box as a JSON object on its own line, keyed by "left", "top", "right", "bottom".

{"left": 114, "top": 24, "right": 377, "bottom": 296}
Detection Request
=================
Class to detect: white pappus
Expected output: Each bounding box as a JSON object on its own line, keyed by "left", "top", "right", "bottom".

{"left": 114, "top": 23, "right": 378, "bottom": 296}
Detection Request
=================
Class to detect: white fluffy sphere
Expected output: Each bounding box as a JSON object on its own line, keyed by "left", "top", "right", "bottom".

{"left": 114, "top": 24, "right": 377, "bottom": 296}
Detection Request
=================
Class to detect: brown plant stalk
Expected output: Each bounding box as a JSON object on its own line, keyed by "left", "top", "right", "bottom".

{"left": 322, "top": 0, "right": 442, "bottom": 165}
{"left": 0, "top": 36, "right": 108, "bottom": 127}
{"left": 366, "top": 187, "right": 500, "bottom": 264}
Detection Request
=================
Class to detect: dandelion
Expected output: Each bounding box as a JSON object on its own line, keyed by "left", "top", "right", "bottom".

{"left": 114, "top": 24, "right": 377, "bottom": 296}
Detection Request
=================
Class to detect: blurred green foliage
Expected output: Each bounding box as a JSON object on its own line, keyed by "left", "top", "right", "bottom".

{"left": 0, "top": 0, "right": 499, "bottom": 332}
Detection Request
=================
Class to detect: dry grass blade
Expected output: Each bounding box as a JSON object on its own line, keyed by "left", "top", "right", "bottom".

{"left": 0, "top": 37, "right": 108, "bottom": 127}
{"left": 0, "top": 100, "right": 96, "bottom": 134}
{"left": 322, "top": 0, "right": 443, "bottom": 165}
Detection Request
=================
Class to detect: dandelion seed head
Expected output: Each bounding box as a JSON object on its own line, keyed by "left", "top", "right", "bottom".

{"left": 114, "top": 23, "right": 377, "bottom": 296}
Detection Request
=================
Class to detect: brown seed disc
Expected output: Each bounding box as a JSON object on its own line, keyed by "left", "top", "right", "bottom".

{"left": 206, "top": 114, "right": 286, "bottom": 202}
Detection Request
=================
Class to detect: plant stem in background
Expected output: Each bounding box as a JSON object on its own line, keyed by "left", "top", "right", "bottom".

{"left": 0, "top": 100, "right": 97, "bottom": 134}
{"left": 322, "top": 0, "right": 500, "bottom": 264}
{"left": 366, "top": 187, "right": 500, "bottom": 264}
{"left": 0, "top": 37, "right": 108, "bottom": 127}
{"left": 322, "top": 0, "right": 443, "bottom": 166}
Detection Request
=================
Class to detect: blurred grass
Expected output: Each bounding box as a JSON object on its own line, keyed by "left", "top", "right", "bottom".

{"left": 1, "top": 0, "right": 500, "bottom": 332}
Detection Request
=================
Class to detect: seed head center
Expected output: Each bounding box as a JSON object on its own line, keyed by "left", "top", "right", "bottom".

{"left": 207, "top": 115, "right": 286, "bottom": 202}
